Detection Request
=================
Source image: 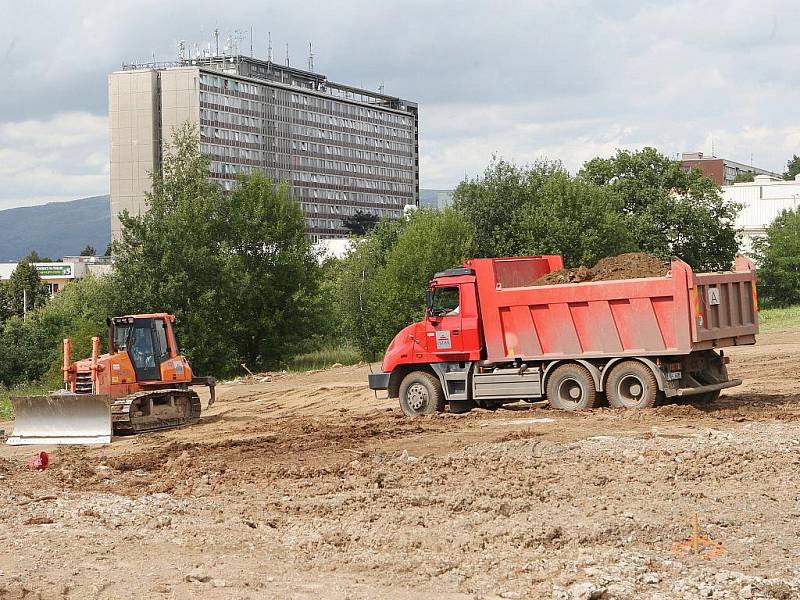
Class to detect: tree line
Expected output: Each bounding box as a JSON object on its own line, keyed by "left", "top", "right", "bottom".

{"left": 1, "top": 123, "right": 797, "bottom": 389}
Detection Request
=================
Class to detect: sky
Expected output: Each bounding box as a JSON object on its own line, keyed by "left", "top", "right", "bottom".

{"left": 1, "top": 0, "right": 799, "bottom": 210}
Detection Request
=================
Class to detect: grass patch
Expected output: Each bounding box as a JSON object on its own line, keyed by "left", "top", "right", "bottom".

{"left": 287, "top": 342, "right": 362, "bottom": 372}
{"left": 0, "top": 383, "right": 52, "bottom": 421}
{"left": 759, "top": 305, "right": 800, "bottom": 333}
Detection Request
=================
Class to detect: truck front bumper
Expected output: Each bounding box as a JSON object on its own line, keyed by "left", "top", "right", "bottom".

{"left": 368, "top": 372, "right": 391, "bottom": 391}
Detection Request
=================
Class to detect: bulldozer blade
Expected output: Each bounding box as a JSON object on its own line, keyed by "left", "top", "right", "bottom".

{"left": 6, "top": 394, "right": 112, "bottom": 445}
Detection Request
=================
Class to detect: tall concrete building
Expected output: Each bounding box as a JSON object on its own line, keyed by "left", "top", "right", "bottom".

{"left": 109, "top": 55, "right": 418, "bottom": 241}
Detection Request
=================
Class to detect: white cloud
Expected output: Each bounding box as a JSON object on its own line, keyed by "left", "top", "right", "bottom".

{"left": 0, "top": 112, "right": 108, "bottom": 210}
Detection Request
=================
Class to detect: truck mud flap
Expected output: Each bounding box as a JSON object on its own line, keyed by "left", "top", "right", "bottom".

{"left": 6, "top": 394, "right": 112, "bottom": 445}
{"left": 674, "top": 379, "right": 742, "bottom": 397}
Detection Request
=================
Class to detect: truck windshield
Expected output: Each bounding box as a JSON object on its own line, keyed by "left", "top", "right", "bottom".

{"left": 430, "top": 286, "right": 460, "bottom": 316}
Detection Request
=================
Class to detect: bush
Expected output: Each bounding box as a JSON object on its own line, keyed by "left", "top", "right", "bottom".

{"left": 0, "top": 275, "right": 114, "bottom": 387}
{"left": 335, "top": 209, "right": 476, "bottom": 359}
{"left": 754, "top": 209, "right": 800, "bottom": 306}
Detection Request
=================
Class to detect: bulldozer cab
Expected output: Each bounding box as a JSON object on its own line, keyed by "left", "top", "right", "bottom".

{"left": 110, "top": 316, "right": 172, "bottom": 382}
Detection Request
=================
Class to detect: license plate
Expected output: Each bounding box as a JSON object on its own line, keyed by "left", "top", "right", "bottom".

{"left": 666, "top": 371, "right": 682, "bottom": 381}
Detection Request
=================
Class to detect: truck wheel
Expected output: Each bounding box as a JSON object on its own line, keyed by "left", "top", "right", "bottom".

{"left": 607, "top": 361, "right": 660, "bottom": 409}
{"left": 546, "top": 364, "right": 598, "bottom": 411}
{"left": 399, "top": 371, "right": 445, "bottom": 417}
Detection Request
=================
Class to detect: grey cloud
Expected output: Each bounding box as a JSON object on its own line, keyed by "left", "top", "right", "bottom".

{"left": 1, "top": 0, "right": 800, "bottom": 203}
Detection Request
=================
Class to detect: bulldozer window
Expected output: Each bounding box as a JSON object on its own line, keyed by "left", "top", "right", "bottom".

{"left": 130, "top": 323, "right": 156, "bottom": 369}
{"left": 113, "top": 322, "right": 133, "bottom": 351}
{"left": 153, "top": 319, "right": 170, "bottom": 362}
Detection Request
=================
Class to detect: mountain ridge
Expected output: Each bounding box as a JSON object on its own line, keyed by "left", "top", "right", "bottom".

{"left": 0, "top": 196, "right": 111, "bottom": 261}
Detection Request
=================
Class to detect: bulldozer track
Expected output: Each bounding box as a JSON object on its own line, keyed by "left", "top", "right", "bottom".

{"left": 111, "top": 389, "right": 201, "bottom": 435}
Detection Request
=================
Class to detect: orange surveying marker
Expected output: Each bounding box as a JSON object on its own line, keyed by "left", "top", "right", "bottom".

{"left": 672, "top": 513, "right": 726, "bottom": 560}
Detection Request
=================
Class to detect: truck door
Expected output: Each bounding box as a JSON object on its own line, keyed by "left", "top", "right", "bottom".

{"left": 427, "top": 285, "right": 464, "bottom": 354}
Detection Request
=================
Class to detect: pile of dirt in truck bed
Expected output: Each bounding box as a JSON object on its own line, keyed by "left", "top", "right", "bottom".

{"left": 534, "top": 252, "right": 670, "bottom": 285}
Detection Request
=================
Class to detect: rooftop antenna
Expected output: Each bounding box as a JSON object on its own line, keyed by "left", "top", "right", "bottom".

{"left": 267, "top": 32, "right": 273, "bottom": 62}
{"left": 308, "top": 41, "right": 314, "bottom": 72}
{"left": 232, "top": 29, "right": 247, "bottom": 55}
{"left": 214, "top": 28, "right": 220, "bottom": 56}
{"left": 711, "top": 135, "right": 715, "bottom": 157}
{"left": 177, "top": 40, "right": 186, "bottom": 61}
{"left": 250, "top": 26, "right": 253, "bottom": 56}
{"left": 379, "top": 81, "right": 385, "bottom": 94}
{"left": 286, "top": 42, "right": 290, "bottom": 67}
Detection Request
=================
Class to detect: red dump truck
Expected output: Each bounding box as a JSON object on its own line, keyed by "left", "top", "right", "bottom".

{"left": 368, "top": 255, "right": 759, "bottom": 416}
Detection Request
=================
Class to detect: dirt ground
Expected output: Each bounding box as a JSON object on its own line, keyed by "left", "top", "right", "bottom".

{"left": 534, "top": 253, "right": 670, "bottom": 286}
{"left": 2, "top": 329, "right": 800, "bottom": 599}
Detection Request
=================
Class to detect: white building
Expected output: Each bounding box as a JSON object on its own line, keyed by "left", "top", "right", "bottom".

{"left": 0, "top": 256, "right": 113, "bottom": 295}
{"left": 722, "top": 174, "right": 800, "bottom": 256}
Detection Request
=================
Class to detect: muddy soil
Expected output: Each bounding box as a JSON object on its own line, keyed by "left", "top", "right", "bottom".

{"left": 535, "top": 252, "right": 670, "bottom": 286}
{"left": 1, "top": 331, "right": 800, "bottom": 599}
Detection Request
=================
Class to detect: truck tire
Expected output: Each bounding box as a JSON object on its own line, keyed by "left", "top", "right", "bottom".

{"left": 399, "top": 371, "right": 445, "bottom": 417}
{"left": 546, "top": 364, "right": 598, "bottom": 411}
{"left": 606, "top": 361, "right": 660, "bottom": 409}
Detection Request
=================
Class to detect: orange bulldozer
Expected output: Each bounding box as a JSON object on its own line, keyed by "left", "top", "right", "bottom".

{"left": 7, "top": 313, "right": 215, "bottom": 445}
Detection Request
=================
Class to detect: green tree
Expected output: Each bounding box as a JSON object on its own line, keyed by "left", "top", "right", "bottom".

{"left": 80, "top": 245, "right": 97, "bottom": 256}
{"left": 5, "top": 260, "right": 49, "bottom": 317}
{"left": 453, "top": 158, "right": 564, "bottom": 258}
{"left": 0, "top": 282, "right": 12, "bottom": 325}
{"left": 753, "top": 209, "right": 800, "bottom": 306}
{"left": 111, "top": 123, "right": 320, "bottom": 375}
{"left": 335, "top": 209, "right": 475, "bottom": 358}
{"left": 734, "top": 171, "right": 755, "bottom": 183}
{"left": 784, "top": 155, "right": 800, "bottom": 180}
{"left": 333, "top": 218, "right": 405, "bottom": 358}
{"left": 23, "top": 250, "right": 53, "bottom": 262}
{"left": 452, "top": 158, "right": 631, "bottom": 266}
{"left": 580, "top": 147, "right": 740, "bottom": 271}
{"left": 111, "top": 123, "right": 236, "bottom": 374}
{"left": 0, "top": 275, "right": 114, "bottom": 386}
{"left": 514, "top": 170, "right": 633, "bottom": 267}
{"left": 342, "top": 210, "right": 380, "bottom": 235}
{"left": 219, "top": 171, "right": 322, "bottom": 367}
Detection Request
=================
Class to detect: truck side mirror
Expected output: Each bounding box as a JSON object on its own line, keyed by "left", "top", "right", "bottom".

{"left": 425, "top": 288, "right": 434, "bottom": 316}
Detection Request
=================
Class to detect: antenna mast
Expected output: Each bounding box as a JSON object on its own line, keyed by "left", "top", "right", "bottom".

{"left": 286, "top": 43, "right": 290, "bottom": 66}
{"left": 250, "top": 26, "right": 253, "bottom": 56}
{"left": 308, "top": 41, "right": 314, "bottom": 71}
{"left": 214, "top": 28, "right": 220, "bottom": 56}
{"left": 267, "top": 32, "right": 273, "bottom": 62}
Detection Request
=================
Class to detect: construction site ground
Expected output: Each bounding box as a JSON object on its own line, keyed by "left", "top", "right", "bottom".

{"left": 2, "top": 328, "right": 800, "bottom": 599}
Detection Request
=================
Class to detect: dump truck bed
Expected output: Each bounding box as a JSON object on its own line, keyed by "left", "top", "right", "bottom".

{"left": 468, "top": 255, "right": 758, "bottom": 364}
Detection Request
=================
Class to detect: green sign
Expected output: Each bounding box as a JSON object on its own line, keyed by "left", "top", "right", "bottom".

{"left": 35, "top": 264, "right": 72, "bottom": 277}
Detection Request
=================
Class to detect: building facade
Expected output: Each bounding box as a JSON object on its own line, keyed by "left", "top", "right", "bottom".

{"left": 680, "top": 152, "right": 781, "bottom": 186}
{"left": 0, "top": 257, "right": 113, "bottom": 295}
{"left": 723, "top": 174, "right": 800, "bottom": 256}
{"left": 109, "top": 55, "right": 419, "bottom": 241}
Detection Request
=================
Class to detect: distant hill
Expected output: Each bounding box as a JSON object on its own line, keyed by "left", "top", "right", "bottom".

{"left": 0, "top": 196, "right": 110, "bottom": 261}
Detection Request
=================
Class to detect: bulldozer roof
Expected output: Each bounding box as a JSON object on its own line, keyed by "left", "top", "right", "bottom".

{"left": 111, "top": 313, "right": 176, "bottom": 322}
